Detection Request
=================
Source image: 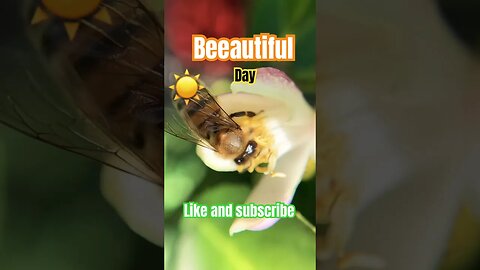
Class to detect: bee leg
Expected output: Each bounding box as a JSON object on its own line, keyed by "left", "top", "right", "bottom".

{"left": 236, "top": 164, "right": 247, "bottom": 173}
{"left": 241, "top": 159, "right": 255, "bottom": 173}
{"left": 266, "top": 159, "right": 286, "bottom": 178}
{"left": 267, "top": 153, "right": 277, "bottom": 171}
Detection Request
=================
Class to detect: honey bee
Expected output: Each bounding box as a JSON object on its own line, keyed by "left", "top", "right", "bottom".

{"left": 0, "top": 0, "right": 164, "bottom": 184}
{"left": 166, "top": 87, "right": 278, "bottom": 175}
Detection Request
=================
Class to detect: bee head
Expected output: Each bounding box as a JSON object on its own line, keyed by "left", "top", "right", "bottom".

{"left": 233, "top": 140, "right": 258, "bottom": 165}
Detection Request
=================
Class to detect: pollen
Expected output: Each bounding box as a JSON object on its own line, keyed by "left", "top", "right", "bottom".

{"left": 233, "top": 113, "right": 278, "bottom": 175}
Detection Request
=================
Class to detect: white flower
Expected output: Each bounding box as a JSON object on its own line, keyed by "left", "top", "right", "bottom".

{"left": 100, "top": 166, "right": 164, "bottom": 246}
{"left": 196, "top": 67, "right": 315, "bottom": 234}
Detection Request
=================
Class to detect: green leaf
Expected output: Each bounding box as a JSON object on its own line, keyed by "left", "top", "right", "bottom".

{"left": 173, "top": 183, "right": 315, "bottom": 270}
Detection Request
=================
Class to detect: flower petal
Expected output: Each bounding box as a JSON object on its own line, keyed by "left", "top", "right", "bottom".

{"left": 231, "top": 67, "right": 313, "bottom": 125}
{"left": 229, "top": 140, "right": 313, "bottom": 235}
{"left": 195, "top": 145, "right": 237, "bottom": 171}
{"left": 346, "top": 168, "right": 464, "bottom": 270}
{"left": 100, "top": 166, "right": 164, "bottom": 246}
{"left": 217, "top": 92, "right": 288, "bottom": 120}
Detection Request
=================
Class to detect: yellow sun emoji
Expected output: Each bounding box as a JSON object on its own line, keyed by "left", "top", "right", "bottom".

{"left": 31, "top": 0, "right": 112, "bottom": 40}
{"left": 169, "top": 70, "right": 204, "bottom": 105}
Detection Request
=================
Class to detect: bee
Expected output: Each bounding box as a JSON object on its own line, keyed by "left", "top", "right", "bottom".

{"left": 0, "top": 0, "right": 164, "bottom": 184}
{"left": 166, "top": 86, "right": 278, "bottom": 175}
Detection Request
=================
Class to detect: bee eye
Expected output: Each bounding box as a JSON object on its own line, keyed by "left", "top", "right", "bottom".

{"left": 233, "top": 140, "right": 257, "bottom": 165}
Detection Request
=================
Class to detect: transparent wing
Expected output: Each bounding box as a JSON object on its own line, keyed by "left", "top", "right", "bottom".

{"left": 0, "top": 0, "right": 164, "bottom": 185}
{"left": 163, "top": 95, "right": 216, "bottom": 151}
{"left": 0, "top": 66, "right": 160, "bottom": 182}
{"left": 188, "top": 89, "right": 241, "bottom": 130}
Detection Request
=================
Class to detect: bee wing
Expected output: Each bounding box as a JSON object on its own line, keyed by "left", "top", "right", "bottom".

{"left": 164, "top": 88, "right": 217, "bottom": 151}
{"left": 0, "top": 0, "right": 164, "bottom": 185}
{"left": 191, "top": 89, "right": 241, "bottom": 130}
{"left": 164, "top": 87, "right": 241, "bottom": 152}
{"left": 0, "top": 64, "right": 160, "bottom": 183}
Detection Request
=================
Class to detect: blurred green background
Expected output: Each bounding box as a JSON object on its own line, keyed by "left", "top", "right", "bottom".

{"left": 0, "top": 125, "right": 162, "bottom": 270}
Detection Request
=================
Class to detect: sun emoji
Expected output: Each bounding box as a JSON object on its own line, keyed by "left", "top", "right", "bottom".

{"left": 31, "top": 0, "right": 112, "bottom": 40}
{"left": 169, "top": 70, "right": 204, "bottom": 105}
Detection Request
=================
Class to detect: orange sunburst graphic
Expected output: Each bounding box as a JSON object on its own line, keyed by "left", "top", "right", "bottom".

{"left": 169, "top": 70, "right": 204, "bottom": 105}
{"left": 31, "top": 0, "right": 112, "bottom": 40}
